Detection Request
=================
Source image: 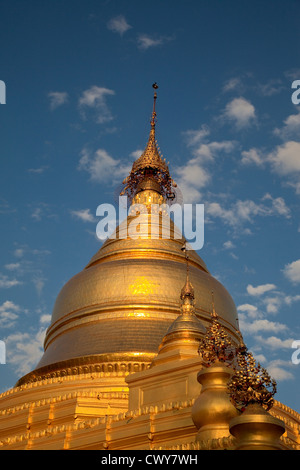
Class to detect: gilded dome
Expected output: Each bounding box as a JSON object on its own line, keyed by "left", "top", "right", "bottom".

{"left": 17, "top": 208, "right": 239, "bottom": 386}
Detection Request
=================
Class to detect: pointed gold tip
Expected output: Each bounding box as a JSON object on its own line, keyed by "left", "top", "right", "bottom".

{"left": 211, "top": 290, "right": 218, "bottom": 319}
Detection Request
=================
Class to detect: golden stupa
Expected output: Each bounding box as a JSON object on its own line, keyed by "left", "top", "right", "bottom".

{"left": 0, "top": 85, "right": 299, "bottom": 451}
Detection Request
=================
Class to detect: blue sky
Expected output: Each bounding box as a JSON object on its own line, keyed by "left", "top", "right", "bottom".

{"left": 0, "top": 0, "right": 299, "bottom": 413}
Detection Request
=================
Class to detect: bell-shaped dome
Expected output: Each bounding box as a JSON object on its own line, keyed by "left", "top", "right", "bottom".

{"left": 17, "top": 207, "right": 239, "bottom": 385}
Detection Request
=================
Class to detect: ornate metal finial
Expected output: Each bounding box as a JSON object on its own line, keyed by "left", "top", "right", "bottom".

{"left": 228, "top": 347, "right": 277, "bottom": 412}
{"left": 120, "top": 83, "right": 176, "bottom": 203}
{"left": 198, "top": 296, "right": 236, "bottom": 366}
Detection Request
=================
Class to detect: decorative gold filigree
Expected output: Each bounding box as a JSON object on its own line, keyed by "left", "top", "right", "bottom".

{"left": 198, "top": 292, "right": 236, "bottom": 365}
{"left": 228, "top": 344, "right": 277, "bottom": 412}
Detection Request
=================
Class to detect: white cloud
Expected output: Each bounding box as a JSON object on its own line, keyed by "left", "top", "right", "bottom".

{"left": 254, "top": 335, "right": 294, "bottom": 350}
{"left": 223, "top": 97, "right": 256, "bottom": 129}
{"left": 269, "top": 141, "right": 300, "bottom": 175}
{"left": 256, "top": 79, "right": 285, "bottom": 97}
{"left": 31, "top": 207, "right": 43, "bottom": 221}
{"left": 194, "top": 141, "right": 236, "bottom": 163}
{"left": 40, "top": 314, "right": 51, "bottom": 325}
{"left": 137, "top": 34, "right": 173, "bottom": 50}
{"left": 266, "top": 360, "right": 294, "bottom": 381}
{"left": 0, "top": 301, "right": 20, "bottom": 329}
{"left": 0, "top": 274, "right": 22, "bottom": 289}
{"left": 223, "top": 240, "right": 235, "bottom": 250}
{"left": 242, "top": 318, "right": 288, "bottom": 334}
{"left": 4, "top": 263, "right": 21, "bottom": 271}
{"left": 247, "top": 283, "right": 277, "bottom": 296}
{"left": 107, "top": 15, "right": 132, "bottom": 36}
{"left": 14, "top": 248, "right": 25, "bottom": 258}
{"left": 273, "top": 111, "right": 300, "bottom": 140}
{"left": 241, "top": 134, "right": 300, "bottom": 195}
{"left": 28, "top": 166, "right": 49, "bottom": 174}
{"left": 4, "top": 328, "right": 46, "bottom": 376}
{"left": 78, "top": 86, "right": 115, "bottom": 123}
{"left": 222, "top": 77, "right": 243, "bottom": 93}
{"left": 206, "top": 193, "right": 290, "bottom": 231}
{"left": 237, "top": 303, "right": 259, "bottom": 318}
{"left": 176, "top": 128, "right": 236, "bottom": 203}
{"left": 71, "top": 208, "right": 96, "bottom": 223}
{"left": 183, "top": 125, "right": 211, "bottom": 147}
{"left": 283, "top": 259, "right": 300, "bottom": 284}
{"left": 177, "top": 164, "right": 211, "bottom": 190}
{"left": 78, "top": 147, "right": 130, "bottom": 183}
{"left": 48, "top": 91, "right": 68, "bottom": 110}
{"left": 130, "top": 149, "right": 144, "bottom": 160}
{"left": 263, "top": 295, "right": 282, "bottom": 314}
{"left": 241, "top": 148, "right": 264, "bottom": 166}
{"left": 261, "top": 193, "right": 291, "bottom": 218}
{"left": 284, "top": 294, "right": 300, "bottom": 305}
{"left": 32, "top": 276, "right": 46, "bottom": 296}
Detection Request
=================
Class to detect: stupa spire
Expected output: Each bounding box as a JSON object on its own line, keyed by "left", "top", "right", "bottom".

{"left": 121, "top": 83, "right": 176, "bottom": 202}
{"left": 180, "top": 241, "right": 195, "bottom": 304}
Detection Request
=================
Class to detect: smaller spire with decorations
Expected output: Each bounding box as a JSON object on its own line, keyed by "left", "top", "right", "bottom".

{"left": 152, "top": 242, "right": 205, "bottom": 364}
{"left": 198, "top": 291, "right": 236, "bottom": 366}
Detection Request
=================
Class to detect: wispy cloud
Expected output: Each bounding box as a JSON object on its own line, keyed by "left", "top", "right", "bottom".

{"left": 0, "top": 274, "right": 22, "bottom": 289}
{"left": 266, "top": 359, "right": 294, "bottom": 381}
{"left": 48, "top": 91, "right": 68, "bottom": 110}
{"left": 0, "top": 301, "right": 20, "bottom": 329}
{"left": 107, "top": 15, "right": 132, "bottom": 36}
{"left": 71, "top": 208, "right": 96, "bottom": 223}
{"left": 28, "top": 166, "right": 49, "bottom": 174}
{"left": 237, "top": 287, "right": 296, "bottom": 382}
{"left": 29, "top": 202, "right": 57, "bottom": 222}
{"left": 176, "top": 125, "right": 236, "bottom": 203}
{"left": 4, "top": 262, "right": 21, "bottom": 271}
{"left": 206, "top": 193, "right": 290, "bottom": 233}
{"left": 137, "top": 33, "right": 174, "bottom": 50}
{"left": 241, "top": 148, "right": 265, "bottom": 167}
{"left": 256, "top": 79, "right": 285, "bottom": 96}
{"left": 222, "top": 77, "right": 244, "bottom": 93}
{"left": 78, "top": 86, "right": 115, "bottom": 124}
{"left": 32, "top": 275, "right": 46, "bottom": 296}
{"left": 78, "top": 147, "right": 130, "bottom": 183}
{"left": 240, "top": 119, "right": 300, "bottom": 195}
{"left": 4, "top": 328, "right": 46, "bottom": 376}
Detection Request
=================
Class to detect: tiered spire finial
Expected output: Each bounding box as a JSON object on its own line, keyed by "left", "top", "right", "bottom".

{"left": 198, "top": 291, "right": 236, "bottom": 365}
{"left": 121, "top": 84, "right": 176, "bottom": 202}
{"left": 180, "top": 241, "right": 195, "bottom": 303}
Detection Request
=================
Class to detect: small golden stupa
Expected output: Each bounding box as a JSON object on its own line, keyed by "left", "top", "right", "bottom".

{"left": 0, "top": 85, "right": 299, "bottom": 450}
